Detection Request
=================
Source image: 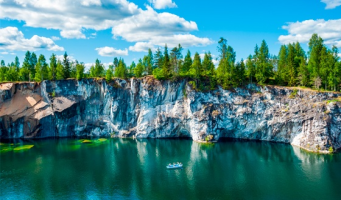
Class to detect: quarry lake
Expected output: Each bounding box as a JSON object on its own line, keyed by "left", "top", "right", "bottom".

{"left": 1, "top": 138, "right": 341, "bottom": 200}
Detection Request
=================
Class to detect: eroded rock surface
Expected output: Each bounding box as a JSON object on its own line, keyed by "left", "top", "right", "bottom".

{"left": 1, "top": 77, "right": 340, "bottom": 153}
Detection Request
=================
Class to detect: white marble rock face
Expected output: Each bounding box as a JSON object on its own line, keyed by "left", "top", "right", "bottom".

{"left": 0, "top": 77, "right": 340, "bottom": 153}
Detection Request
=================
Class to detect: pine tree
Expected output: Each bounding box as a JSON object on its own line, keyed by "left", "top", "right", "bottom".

{"left": 277, "top": 45, "right": 288, "bottom": 85}
{"left": 63, "top": 52, "right": 70, "bottom": 79}
{"left": 114, "top": 59, "right": 127, "bottom": 79}
{"left": 49, "top": 54, "right": 57, "bottom": 80}
{"left": 189, "top": 52, "right": 202, "bottom": 81}
{"left": 128, "top": 61, "right": 136, "bottom": 76}
{"left": 56, "top": 60, "right": 64, "bottom": 80}
{"left": 145, "top": 49, "right": 154, "bottom": 75}
{"left": 162, "top": 45, "right": 171, "bottom": 78}
{"left": 180, "top": 50, "right": 192, "bottom": 76}
{"left": 94, "top": 59, "right": 104, "bottom": 77}
{"left": 135, "top": 59, "right": 144, "bottom": 78}
{"left": 153, "top": 48, "right": 163, "bottom": 69}
{"left": 29, "top": 52, "right": 37, "bottom": 80}
{"left": 20, "top": 51, "right": 31, "bottom": 81}
{"left": 76, "top": 63, "right": 85, "bottom": 80}
{"left": 308, "top": 34, "right": 324, "bottom": 83}
{"left": 246, "top": 55, "right": 255, "bottom": 84}
{"left": 255, "top": 40, "right": 272, "bottom": 84}
{"left": 34, "top": 54, "right": 49, "bottom": 82}
{"left": 202, "top": 52, "right": 215, "bottom": 77}
{"left": 298, "top": 59, "right": 309, "bottom": 86}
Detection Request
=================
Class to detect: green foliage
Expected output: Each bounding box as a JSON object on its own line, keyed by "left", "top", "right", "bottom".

{"left": 1, "top": 33, "right": 340, "bottom": 93}
{"left": 134, "top": 59, "right": 144, "bottom": 78}
{"left": 63, "top": 52, "right": 70, "bottom": 79}
{"left": 52, "top": 90, "right": 56, "bottom": 97}
{"left": 76, "top": 63, "right": 85, "bottom": 80}
{"left": 289, "top": 89, "right": 298, "bottom": 99}
{"left": 56, "top": 60, "right": 64, "bottom": 80}
{"left": 182, "top": 87, "right": 187, "bottom": 98}
{"left": 114, "top": 59, "right": 127, "bottom": 79}
{"left": 180, "top": 50, "right": 192, "bottom": 76}
{"left": 329, "top": 146, "right": 334, "bottom": 153}
{"left": 49, "top": 54, "right": 57, "bottom": 80}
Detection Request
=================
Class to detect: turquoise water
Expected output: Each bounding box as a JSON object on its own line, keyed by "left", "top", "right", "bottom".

{"left": 1, "top": 138, "right": 341, "bottom": 200}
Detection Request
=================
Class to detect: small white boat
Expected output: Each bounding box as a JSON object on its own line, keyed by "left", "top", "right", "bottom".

{"left": 166, "top": 163, "right": 183, "bottom": 169}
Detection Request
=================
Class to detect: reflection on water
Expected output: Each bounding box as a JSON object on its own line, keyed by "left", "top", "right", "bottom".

{"left": 1, "top": 138, "right": 341, "bottom": 199}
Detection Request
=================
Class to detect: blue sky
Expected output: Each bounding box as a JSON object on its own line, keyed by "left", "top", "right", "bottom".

{"left": 0, "top": 0, "right": 340, "bottom": 69}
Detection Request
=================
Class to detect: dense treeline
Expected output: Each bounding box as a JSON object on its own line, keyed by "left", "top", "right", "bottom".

{"left": 0, "top": 34, "right": 340, "bottom": 91}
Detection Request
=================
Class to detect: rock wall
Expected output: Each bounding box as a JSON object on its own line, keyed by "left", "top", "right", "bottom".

{"left": 1, "top": 77, "right": 341, "bottom": 153}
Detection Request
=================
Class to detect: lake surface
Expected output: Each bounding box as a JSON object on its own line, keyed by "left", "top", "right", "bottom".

{"left": 1, "top": 138, "right": 341, "bottom": 200}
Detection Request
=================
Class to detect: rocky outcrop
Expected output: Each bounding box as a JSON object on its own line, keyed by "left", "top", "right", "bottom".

{"left": 1, "top": 77, "right": 341, "bottom": 153}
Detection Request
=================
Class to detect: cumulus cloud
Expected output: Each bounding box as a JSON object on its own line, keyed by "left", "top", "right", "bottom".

{"left": 321, "top": 0, "right": 341, "bottom": 9}
{"left": 129, "top": 34, "right": 212, "bottom": 52}
{"left": 51, "top": 36, "right": 61, "bottom": 41}
{"left": 95, "top": 47, "right": 128, "bottom": 57}
{"left": 0, "top": 0, "right": 212, "bottom": 52}
{"left": 112, "top": 6, "right": 198, "bottom": 42}
{"left": 148, "top": 0, "right": 177, "bottom": 9}
{"left": 278, "top": 19, "right": 341, "bottom": 47}
{"left": 0, "top": 0, "right": 139, "bottom": 39}
{"left": 0, "top": 27, "right": 64, "bottom": 51}
{"left": 56, "top": 55, "right": 76, "bottom": 62}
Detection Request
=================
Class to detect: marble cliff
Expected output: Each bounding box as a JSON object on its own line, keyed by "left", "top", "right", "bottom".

{"left": 0, "top": 77, "right": 340, "bottom": 153}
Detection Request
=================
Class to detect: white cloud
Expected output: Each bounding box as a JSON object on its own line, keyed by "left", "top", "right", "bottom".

{"left": 278, "top": 19, "right": 341, "bottom": 48}
{"left": 0, "top": 0, "right": 211, "bottom": 51}
{"left": 129, "top": 42, "right": 155, "bottom": 52}
{"left": 95, "top": 47, "right": 128, "bottom": 57}
{"left": 148, "top": 0, "right": 177, "bottom": 9}
{"left": 0, "top": 0, "right": 139, "bottom": 39}
{"left": 0, "top": 27, "right": 64, "bottom": 51}
{"left": 112, "top": 6, "right": 198, "bottom": 42}
{"left": 84, "top": 62, "right": 111, "bottom": 72}
{"left": 0, "top": 52, "right": 9, "bottom": 55}
{"left": 321, "top": 0, "right": 341, "bottom": 9}
{"left": 51, "top": 36, "right": 60, "bottom": 41}
{"left": 129, "top": 34, "right": 212, "bottom": 52}
{"left": 56, "top": 55, "right": 76, "bottom": 62}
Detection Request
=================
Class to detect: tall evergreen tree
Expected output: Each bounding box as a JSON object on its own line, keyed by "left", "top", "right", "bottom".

{"left": 114, "top": 59, "right": 127, "bottom": 79}
{"left": 162, "top": 45, "right": 171, "bottom": 78}
{"left": 276, "top": 45, "right": 288, "bottom": 85}
{"left": 94, "top": 59, "right": 104, "bottom": 77}
{"left": 255, "top": 40, "right": 272, "bottom": 84}
{"left": 56, "top": 60, "right": 64, "bottom": 80}
{"left": 63, "top": 52, "right": 70, "bottom": 79}
{"left": 29, "top": 52, "right": 37, "bottom": 80}
{"left": 49, "top": 54, "right": 57, "bottom": 80}
{"left": 135, "top": 59, "right": 144, "bottom": 78}
{"left": 308, "top": 34, "right": 324, "bottom": 83}
{"left": 34, "top": 54, "right": 49, "bottom": 81}
{"left": 76, "top": 63, "right": 85, "bottom": 80}
{"left": 246, "top": 55, "right": 255, "bottom": 84}
{"left": 180, "top": 50, "right": 192, "bottom": 76}
{"left": 202, "top": 52, "right": 215, "bottom": 77}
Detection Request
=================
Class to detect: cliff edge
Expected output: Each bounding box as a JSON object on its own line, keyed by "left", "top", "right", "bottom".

{"left": 1, "top": 77, "right": 340, "bottom": 153}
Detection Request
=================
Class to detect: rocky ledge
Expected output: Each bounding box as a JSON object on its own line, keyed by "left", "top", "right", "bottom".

{"left": 0, "top": 77, "right": 340, "bottom": 153}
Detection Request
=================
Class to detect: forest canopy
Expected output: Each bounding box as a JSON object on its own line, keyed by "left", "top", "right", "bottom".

{"left": 0, "top": 34, "right": 340, "bottom": 91}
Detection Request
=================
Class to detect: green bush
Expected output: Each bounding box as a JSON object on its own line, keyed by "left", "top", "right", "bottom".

{"left": 289, "top": 89, "right": 298, "bottom": 99}
{"left": 52, "top": 90, "right": 56, "bottom": 97}
{"left": 329, "top": 146, "right": 334, "bottom": 153}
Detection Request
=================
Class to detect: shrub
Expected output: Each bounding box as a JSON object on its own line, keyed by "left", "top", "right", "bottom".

{"left": 329, "top": 146, "right": 333, "bottom": 153}
{"left": 52, "top": 90, "right": 56, "bottom": 97}
{"left": 182, "top": 87, "right": 187, "bottom": 98}
{"left": 289, "top": 89, "right": 298, "bottom": 99}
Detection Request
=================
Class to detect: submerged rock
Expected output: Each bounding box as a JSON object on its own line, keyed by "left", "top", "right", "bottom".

{"left": 0, "top": 77, "right": 340, "bottom": 153}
